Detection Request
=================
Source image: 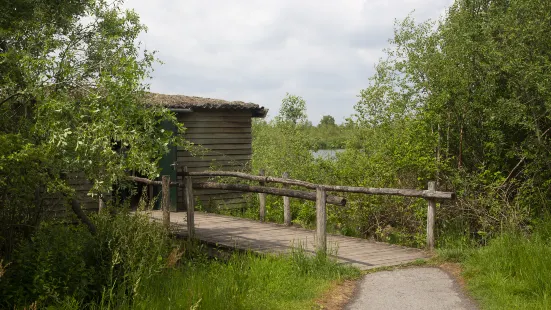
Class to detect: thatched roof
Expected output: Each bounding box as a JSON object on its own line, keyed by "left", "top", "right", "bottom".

{"left": 147, "top": 93, "right": 267, "bottom": 118}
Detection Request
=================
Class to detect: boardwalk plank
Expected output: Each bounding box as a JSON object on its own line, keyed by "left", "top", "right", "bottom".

{"left": 147, "top": 211, "right": 427, "bottom": 270}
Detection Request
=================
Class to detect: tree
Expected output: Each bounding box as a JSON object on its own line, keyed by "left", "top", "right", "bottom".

{"left": 276, "top": 93, "right": 308, "bottom": 125}
{"left": 318, "top": 115, "right": 336, "bottom": 127}
{"left": 352, "top": 0, "right": 551, "bottom": 233}
{"left": 0, "top": 0, "right": 184, "bottom": 253}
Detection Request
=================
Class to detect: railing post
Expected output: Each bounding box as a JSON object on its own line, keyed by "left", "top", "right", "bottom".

{"left": 316, "top": 186, "right": 327, "bottom": 253}
{"left": 427, "top": 181, "right": 436, "bottom": 251}
{"left": 148, "top": 184, "right": 154, "bottom": 209}
{"left": 183, "top": 166, "right": 195, "bottom": 238}
{"left": 283, "top": 172, "right": 291, "bottom": 226}
{"left": 258, "top": 169, "right": 266, "bottom": 222}
{"left": 162, "top": 175, "right": 170, "bottom": 229}
{"left": 98, "top": 194, "right": 105, "bottom": 213}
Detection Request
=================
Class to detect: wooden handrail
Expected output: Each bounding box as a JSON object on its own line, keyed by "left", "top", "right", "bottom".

{"left": 180, "top": 170, "right": 455, "bottom": 200}
{"left": 132, "top": 169, "right": 453, "bottom": 251}
{"left": 193, "top": 182, "right": 346, "bottom": 206}
{"left": 127, "top": 176, "right": 180, "bottom": 187}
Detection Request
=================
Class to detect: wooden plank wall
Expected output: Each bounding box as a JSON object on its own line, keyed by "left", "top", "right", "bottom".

{"left": 177, "top": 110, "right": 253, "bottom": 210}
{"left": 43, "top": 172, "right": 98, "bottom": 217}
{"left": 68, "top": 173, "right": 99, "bottom": 212}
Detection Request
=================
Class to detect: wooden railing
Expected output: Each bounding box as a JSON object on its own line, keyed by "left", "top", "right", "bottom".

{"left": 129, "top": 168, "right": 455, "bottom": 252}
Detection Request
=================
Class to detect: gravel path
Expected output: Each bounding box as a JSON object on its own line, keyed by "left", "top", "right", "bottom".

{"left": 346, "top": 267, "right": 478, "bottom": 310}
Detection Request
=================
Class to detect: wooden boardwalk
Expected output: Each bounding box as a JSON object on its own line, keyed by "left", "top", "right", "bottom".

{"left": 149, "top": 211, "right": 427, "bottom": 270}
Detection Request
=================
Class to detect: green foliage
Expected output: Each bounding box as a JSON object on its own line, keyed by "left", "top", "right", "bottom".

{"left": 0, "top": 133, "right": 65, "bottom": 255}
{"left": 275, "top": 93, "right": 308, "bottom": 125}
{"left": 252, "top": 108, "right": 436, "bottom": 245}
{"left": 463, "top": 222, "right": 551, "bottom": 309}
{"left": 92, "top": 212, "right": 172, "bottom": 305}
{"left": 0, "top": 0, "right": 185, "bottom": 257}
{"left": 0, "top": 211, "right": 358, "bottom": 309}
{"left": 304, "top": 123, "right": 353, "bottom": 150}
{"left": 318, "top": 115, "right": 336, "bottom": 127}
{"left": 2, "top": 223, "right": 95, "bottom": 307}
{"left": 251, "top": 0, "right": 551, "bottom": 243}
{"left": 251, "top": 119, "right": 319, "bottom": 225}
{"left": 252, "top": 120, "right": 315, "bottom": 180}
{"left": 348, "top": 0, "right": 551, "bottom": 239}
{"left": 0, "top": 212, "right": 171, "bottom": 309}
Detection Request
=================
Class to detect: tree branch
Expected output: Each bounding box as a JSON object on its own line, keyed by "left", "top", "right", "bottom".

{"left": 71, "top": 199, "right": 97, "bottom": 235}
{"left": 0, "top": 92, "right": 22, "bottom": 106}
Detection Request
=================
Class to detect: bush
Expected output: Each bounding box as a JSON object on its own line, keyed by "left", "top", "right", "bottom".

{"left": 0, "top": 211, "right": 172, "bottom": 309}
{"left": 0, "top": 223, "right": 95, "bottom": 307}
{"left": 92, "top": 211, "right": 172, "bottom": 308}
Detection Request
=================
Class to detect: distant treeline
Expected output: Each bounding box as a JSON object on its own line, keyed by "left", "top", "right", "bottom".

{"left": 257, "top": 116, "right": 354, "bottom": 150}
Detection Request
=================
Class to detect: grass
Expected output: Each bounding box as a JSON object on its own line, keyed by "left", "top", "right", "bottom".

{"left": 86, "top": 247, "right": 360, "bottom": 310}
{"left": 462, "top": 233, "right": 551, "bottom": 309}
{"left": 1, "top": 212, "right": 360, "bottom": 310}
{"left": 435, "top": 220, "right": 551, "bottom": 310}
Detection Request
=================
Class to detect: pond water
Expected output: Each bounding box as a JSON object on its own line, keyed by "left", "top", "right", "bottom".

{"left": 311, "top": 149, "right": 345, "bottom": 160}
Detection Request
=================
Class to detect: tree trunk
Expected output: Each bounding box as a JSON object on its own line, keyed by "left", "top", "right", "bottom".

{"left": 71, "top": 199, "right": 97, "bottom": 235}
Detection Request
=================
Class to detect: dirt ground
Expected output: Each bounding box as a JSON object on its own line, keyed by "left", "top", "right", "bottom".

{"left": 315, "top": 279, "right": 360, "bottom": 310}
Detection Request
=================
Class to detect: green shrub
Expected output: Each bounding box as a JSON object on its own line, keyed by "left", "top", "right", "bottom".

{"left": 0, "top": 211, "right": 172, "bottom": 309}
{"left": 0, "top": 223, "right": 95, "bottom": 307}
{"left": 92, "top": 211, "right": 172, "bottom": 308}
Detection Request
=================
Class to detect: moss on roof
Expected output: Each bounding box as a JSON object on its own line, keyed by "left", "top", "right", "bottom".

{"left": 147, "top": 93, "right": 267, "bottom": 117}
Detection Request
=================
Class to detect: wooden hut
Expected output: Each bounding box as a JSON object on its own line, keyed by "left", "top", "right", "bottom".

{"left": 57, "top": 93, "right": 266, "bottom": 214}
{"left": 147, "top": 93, "right": 267, "bottom": 211}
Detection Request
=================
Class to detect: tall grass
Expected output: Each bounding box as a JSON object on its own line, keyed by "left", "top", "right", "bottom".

{"left": 0, "top": 210, "right": 359, "bottom": 309}
{"left": 460, "top": 220, "right": 551, "bottom": 309}
{"left": 109, "top": 249, "right": 360, "bottom": 310}
{"left": 0, "top": 211, "right": 171, "bottom": 309}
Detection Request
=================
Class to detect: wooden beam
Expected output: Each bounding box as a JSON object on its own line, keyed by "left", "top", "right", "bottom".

{"left": 183, "top": 167, "right": 195, "bottom": 238}
{"left": 259, "top": 169, "right": 266, "bottom": 222}
{"left": 175, "top": 159, "right": 250, "bottom": 168}
{"left": 192, "top": 182, "right": 346, "bottom": 206}
{"left": 178, "top": 148, "right": 252, "bottom": 156}
{"left": 98, "top": 195, "right": 105, "bottom": 213}
{"left": 426, "top": 181, "right": 436, "bottom": 251}
{"left": 186, "top": 138, "right": 252, "bottom": 145}
{"left": 178, "top": 121, "right": 251, "bottom": 128}
{"left": 184, "top": 127, "right": 251, "bottom": 134}
{"left": 162, "top": 175, "right": 170, "bottom": 229}
{"left": 316, "top": 187, "right": 327, "bottom": 253}
{"left": 181, "top": 115, "right": 253, "bottom": 121}
{"left": 182, "top": 171, "right": 455, "bottom": 200}
{"left": 148, "top": 184, "right": 154, "bottom": 209}
{"left": 127, "top": 176, "right": 180, "bottom": 187}
{"left": 181, "top": 111, "right": 252, "bottom": 117}
{"left": 185, "top": 133, "right": 252, "bottom": 139}
{"left": 283, "top": 172, "right": 291, "bottom": 226}
{"left": 177, "top": 144, "right": 252, "bottom": 151}
{"left": 177, "top": 154, "right": 251, "bottom": 162}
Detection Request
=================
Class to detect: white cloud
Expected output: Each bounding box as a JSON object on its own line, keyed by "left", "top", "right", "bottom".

{"left": 125, "top": 0, "right": 454, "bottom": 124}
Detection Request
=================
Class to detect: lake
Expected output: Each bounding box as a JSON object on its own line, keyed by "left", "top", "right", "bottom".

{"left": 311, "top": 149, "right": 345, "bottom": 160}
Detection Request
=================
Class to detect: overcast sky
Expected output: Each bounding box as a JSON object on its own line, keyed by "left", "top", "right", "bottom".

{"left": 124, "top": 0, "right": 454, "bottom": 124}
